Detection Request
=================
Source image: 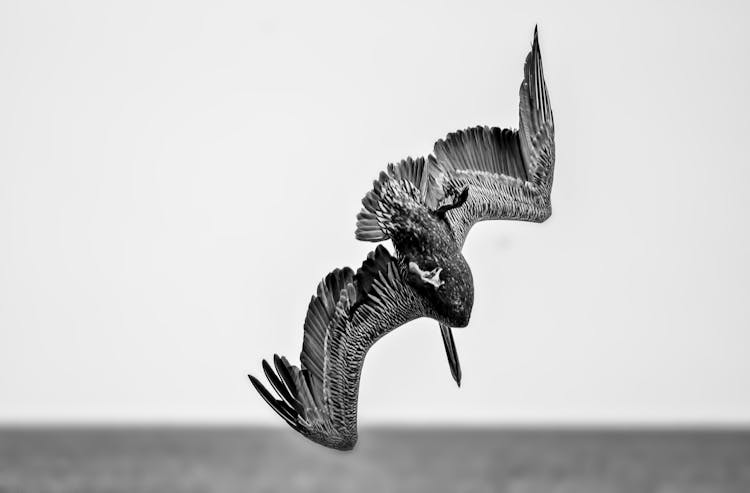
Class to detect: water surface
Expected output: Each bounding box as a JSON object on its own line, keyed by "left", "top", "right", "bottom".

{"left": 1, "top": 427, "right": 748, "bottom": 492}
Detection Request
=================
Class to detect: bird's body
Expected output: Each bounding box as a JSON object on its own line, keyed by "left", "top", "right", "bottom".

{"left": 249, "top": 27, "right": 556, "bottom": 450}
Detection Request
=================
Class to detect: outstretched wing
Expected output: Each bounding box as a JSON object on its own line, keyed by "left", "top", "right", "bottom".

{"left": 248, "top": 246, "right": 430, "bottom": 450}
{"left": 428, "top": 26, "right": 555, "bottom": 247}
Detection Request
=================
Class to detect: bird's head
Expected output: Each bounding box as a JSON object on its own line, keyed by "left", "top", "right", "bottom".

{"left": 407, "top": 252, "right": 474, "bottom": 327}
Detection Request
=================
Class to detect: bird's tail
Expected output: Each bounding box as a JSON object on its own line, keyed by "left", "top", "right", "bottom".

{"left": 355, "top": 157, "right": 440, "bottom": 242}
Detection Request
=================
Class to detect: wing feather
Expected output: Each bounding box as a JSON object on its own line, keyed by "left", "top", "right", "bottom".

{"left": 249, "top": 245, "right": 429, "bottom": 450}
{"left": 300, "top": 267, "right": 355, "bottom": 395}
{"left": 427, "top": 26, "right": 555, "bottom": 246}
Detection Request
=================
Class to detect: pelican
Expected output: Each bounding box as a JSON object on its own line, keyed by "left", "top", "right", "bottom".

{"left": 248, "top": 27, "right": 555, "bottom": 451}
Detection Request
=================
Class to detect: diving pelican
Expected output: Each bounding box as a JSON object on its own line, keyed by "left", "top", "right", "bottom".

{"left": 249, "top": 26, "right": 555, "bottom": 450}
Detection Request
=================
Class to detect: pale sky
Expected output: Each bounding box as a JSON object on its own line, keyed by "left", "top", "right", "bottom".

{"left": 1, "top": 0, "right": 749, "bottom": 424}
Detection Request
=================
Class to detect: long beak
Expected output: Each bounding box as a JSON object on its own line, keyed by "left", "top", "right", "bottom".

{"left": 440, "top": 323, "right": 462, "bottom": 387}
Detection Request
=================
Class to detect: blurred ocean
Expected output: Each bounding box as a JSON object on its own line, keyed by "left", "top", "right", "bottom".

{"left": 0, "top": 427, "right": 748, "bottom": 493}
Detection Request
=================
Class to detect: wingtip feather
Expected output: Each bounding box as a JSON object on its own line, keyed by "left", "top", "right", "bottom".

{"left": 248, "top": 373, "right": 302, "bottom": 430}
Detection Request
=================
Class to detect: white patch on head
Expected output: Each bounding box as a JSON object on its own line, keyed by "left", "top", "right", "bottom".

{"left": 408, "top": 261, "right": 445, "bottom": 289}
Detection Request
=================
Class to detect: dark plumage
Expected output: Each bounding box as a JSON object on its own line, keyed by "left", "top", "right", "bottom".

{"left": 249, "top": 27, "right": 556, "bottom": 450}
